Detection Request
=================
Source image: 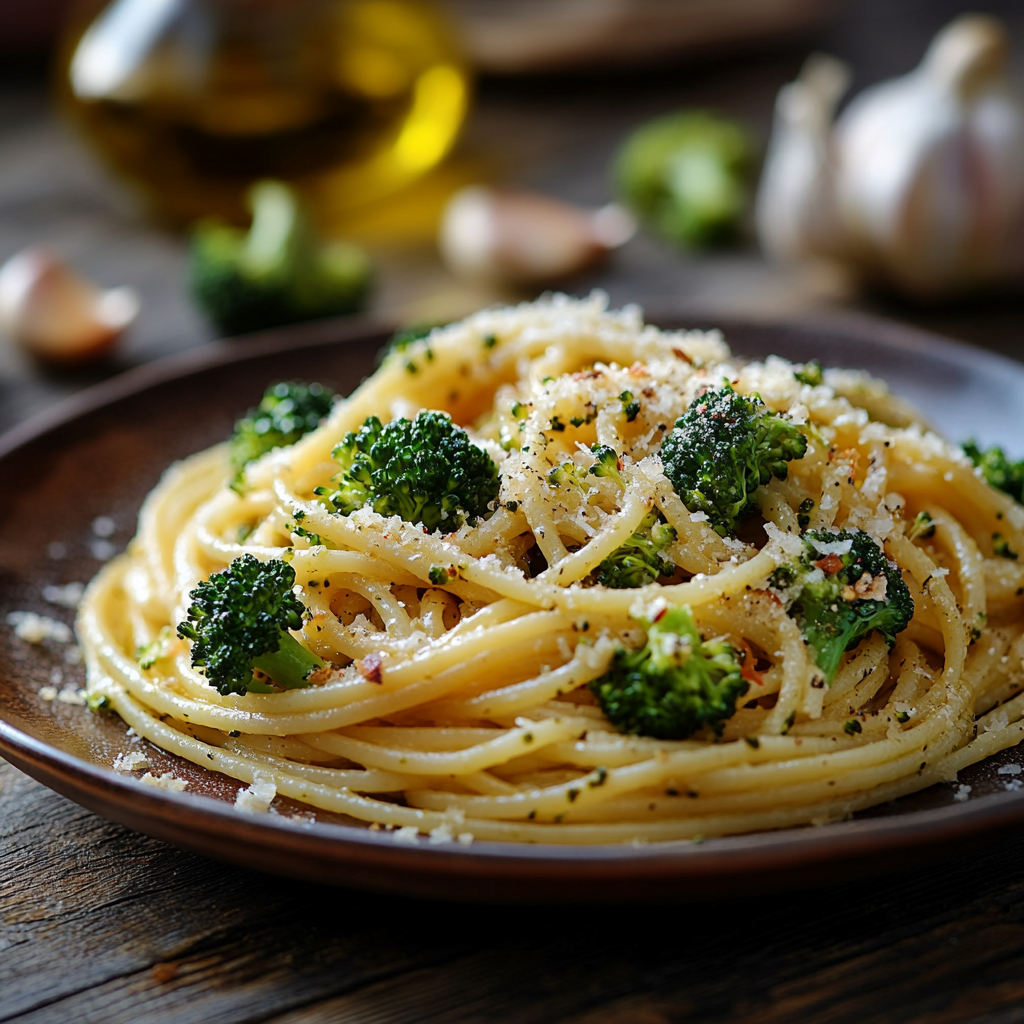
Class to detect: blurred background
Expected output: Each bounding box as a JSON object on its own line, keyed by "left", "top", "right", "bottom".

{"left": 3, "top": 0, "right": 1024, "bottom": 432}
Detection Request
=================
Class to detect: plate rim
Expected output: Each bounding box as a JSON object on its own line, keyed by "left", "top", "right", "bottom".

{"left": 3, "top": 308, "right": 1024, "bottom": 899}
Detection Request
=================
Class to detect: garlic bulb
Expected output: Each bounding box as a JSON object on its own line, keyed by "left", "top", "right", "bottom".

{"left": 439, "top": 186, "right": 636, "bottom": 287}
{"left": 0, "top": 248, "right": 139, "bottom": 363}
{"left": 757, "top": 14, "right": 1024, "bottom": 299}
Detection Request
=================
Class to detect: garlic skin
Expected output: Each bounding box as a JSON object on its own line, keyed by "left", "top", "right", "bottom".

{"left": 757, "top": 15, "right": 1024, "bottom": 300}
{"left": 0, "top": 247, "right": 139, "bottom": 363}
{"left": 439, "top": 186, "right": 636, "bottom": 287}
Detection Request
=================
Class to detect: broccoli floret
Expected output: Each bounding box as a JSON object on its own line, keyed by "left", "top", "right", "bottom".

{"left": 594, "top": 510, "right": 677, "bottom": 589}
{"left": 377, "top": 322, "right": 444, "bottom": 366}
{"left": 136, "top": 625, "right": 175, "bottom": 670}
{"left": 590, "top": 605, "right": 748, "bottom": 739}
{"left": 908, "top": 511, "right": 935, "bottom": 542}
{"left": 589, "top": 444, "right": 625, "bottom": 488}
{"left": 319, "top": 411, "right": 499, "bottom": 532}
{"left": 794, "top": 360, "right": 823, "bottom": 387}
{"left": 547, "top": 462, "right": 586, "bottom": 489}
{"left": 614, "top": 110, "right": 755, "bottom": 248}
{"left": 189, "top": 180, "right": 371, "bottom": 336}
{"left": 176, "top": 554, "right": 324, "bottom": 696}
{"left": 963, "top": 441, "right": 1024, "bottom": 503}
{"left": 659, "top": 384, "right": 807, "bottom": 536}
{"left": 230, "top": 381, "right": 336, "bottom": 489}
{"left": 773, "top": 529, "right": 914, "bottom": 684}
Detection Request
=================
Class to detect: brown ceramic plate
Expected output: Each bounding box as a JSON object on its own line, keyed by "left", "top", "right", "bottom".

{"left": 2, "top": 312, "right": 1024, "bottom": 903}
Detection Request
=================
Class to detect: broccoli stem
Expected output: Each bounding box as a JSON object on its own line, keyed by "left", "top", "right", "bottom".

{"left": 251, "top": 629, "right": 324, "bottom": 690}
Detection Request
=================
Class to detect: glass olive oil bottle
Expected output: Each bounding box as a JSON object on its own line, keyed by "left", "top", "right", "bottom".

{"left": 57, "top": 0, "right": 470, "bottom": 226}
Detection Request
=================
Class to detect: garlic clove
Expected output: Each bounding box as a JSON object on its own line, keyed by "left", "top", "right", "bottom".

{"left": 0, "top": 247, "right": 139, "bottom": 363}
{"left": 756, "top": 54, "right": 850, "bottom": 266}
{"left": 439, "top": 186, "right": 636, "bottom": 287}
{"left": 923, "top": 14, "right": 1009, "bottom": 100}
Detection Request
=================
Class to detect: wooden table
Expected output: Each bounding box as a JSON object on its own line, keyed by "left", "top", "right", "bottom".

{"left": 5, "top": 3, "right": 1024, "bottom": 1020}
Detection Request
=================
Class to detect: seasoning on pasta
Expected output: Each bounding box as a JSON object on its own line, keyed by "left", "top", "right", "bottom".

{"left": 78, "top": 293, "right": 1024, "bottom": 844}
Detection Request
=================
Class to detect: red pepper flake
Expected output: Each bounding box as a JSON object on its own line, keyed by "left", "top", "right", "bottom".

{"left": 652, "top": 605, "right": 668, "bottom": 623}
{"left": 751, "top": 588, "right": 782, "bottom": 606}
{"left": 357, "top": 653, "right": 383, "bottom": 683}
{"left": 572, "top": 369, "right": 602, "bottom": 381}
{"left": 672, "top": 347, "right": 693, "bottom": 363}
{"left": 815, "top": 553, "right": 845, "bottom": 576}
{"left": 736, "top": 639, "right": 765, "bottom": 686}
{"left": 628, "top": 361, "right": 647, "bottom": 376}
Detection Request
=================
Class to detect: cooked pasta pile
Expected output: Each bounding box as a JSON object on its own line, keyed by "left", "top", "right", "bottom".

{"left": 80, "top": 294, "right": 1024, "bottom": 844}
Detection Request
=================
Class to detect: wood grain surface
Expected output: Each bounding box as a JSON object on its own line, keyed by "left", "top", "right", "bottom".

{"left": 10, "top": 752, "right": 1024, "bottom": 1023}
{"left": 5, "top": 2, "right": 1024, "bottom": 1021}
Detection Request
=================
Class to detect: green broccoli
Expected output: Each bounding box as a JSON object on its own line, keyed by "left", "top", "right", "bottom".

{"left": 614, "top": 110, "right": 755, "bottom": 248}
{"left": 589, "top": 444, "right": 625, "bottom": 487}
{"left": 230, "top": 381, "right": 336, "bottom": 489}
{"left": 318, "top": 411, "right": 499, "bottom": 532}
{"left": 772, "top": 529, "right": 914, "bottom": 684}
{"left": 594, "top": 510, "right": 677, "bottom": 589}
{"left": 377, "top": 322, "right": 445, "bottom": 366}
{"left": 908, "top": 511, "right": 935, "bottom": 542}
{"left": 547, "top": 462, "right": 585, "bottom": 489}
{"left": 962, "top": 441, "right": 1024, "bottom": 504}
{"left": 189, "top": 180, "right": 371, "bottom": 336}
{"left": 794, "top": 360, "right": 824, "bottom": 387}
{"left": 176, "top": 554, "right": 324, "bottom": 696}
{"left": 659, "top": 384, "right": 808, "bottom": 537}
{"left": 590, "top": 605, "right": 748, "bottom": 739}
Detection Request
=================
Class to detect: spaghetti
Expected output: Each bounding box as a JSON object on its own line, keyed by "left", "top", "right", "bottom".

{"left": 79, "top": 293, "right": 1024, "bottom": 843}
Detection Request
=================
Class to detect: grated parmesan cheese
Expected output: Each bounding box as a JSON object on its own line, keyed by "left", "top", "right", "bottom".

{"left": 140, "top": 772, "right": 188, "bottom": 792}
{"left": 113, "top": 751, "right": 149, "bottom": 772}
{"left": 235, "top": 776, "right": 277, "bottom": 813}
{"left": 42, "top": 582, "right": 85, "bottom": 609}
{"left": 7, "top": 611, "right": 72, "bottom": 644}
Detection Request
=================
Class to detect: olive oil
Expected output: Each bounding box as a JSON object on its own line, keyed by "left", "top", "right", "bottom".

{"left": 58, "top": 0, "right": 469, "bottom": 226}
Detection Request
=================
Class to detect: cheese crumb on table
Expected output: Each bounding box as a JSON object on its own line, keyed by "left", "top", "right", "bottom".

{"left": 393, "top": 825, "right": 420, "bottom": 844}
{"left": 234, "top": 777, "right": 277, "bottom": 813}
{"left": 113, "top": 751, "right": 149, "bottom": 772}
{"left": 41, "top": 582, "right": 85, "bottom": 609}
{"left": 140, "top": 772, "right": 188, "bottom": 792}
{"left": 6, "top": 611, "right": 72, "bottom": 644}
